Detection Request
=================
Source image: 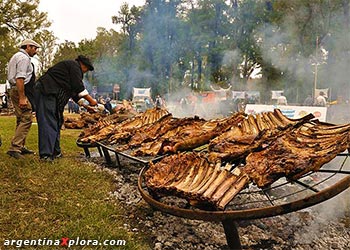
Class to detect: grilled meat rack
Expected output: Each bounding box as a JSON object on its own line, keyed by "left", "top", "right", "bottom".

{"left": 138, "top": 153, "right": 350, "bottom": 249}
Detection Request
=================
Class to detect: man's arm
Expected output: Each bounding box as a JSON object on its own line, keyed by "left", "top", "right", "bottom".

{"left": 75, "top": 94, "right": 98, "bottom": 113}
{"left": 16, "top": 77, "right": 28, "bottom": 108}
{"left": 83, "top": 94, "right": 98, "bottom": 106}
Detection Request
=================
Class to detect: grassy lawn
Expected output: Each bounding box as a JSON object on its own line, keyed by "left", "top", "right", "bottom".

{"left": 0, "top": 115, "right": 150, "bottom": 249}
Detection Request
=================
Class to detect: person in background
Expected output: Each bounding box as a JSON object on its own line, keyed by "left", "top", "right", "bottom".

{"left": 303, "top": 94, "right": 314, "bottom": 106}
{"left": 104, "top": 97, "right": 113, "bottom": 114}
{"left": 155, "top": 95, "right": 163, "bottom": 108}
{"left": 144, "top": 97, "right": 153, "bottom": 109}
{"left": 249, "top": 95, "right": 257, "bottom": 104}
{"left": 243, "top": 93, "right": 249, "bottom": 106}
{"left": 232, "top": 94, "right": 242, "bottom": 112}
{"left": 98, "top": 96, "right": 106, "bottom": 106}
{"left": 34, "top": 55, "right": 98, "bottom": 161}
{"left": 277, "top": 93, "right": 288, "bottom": 105}
{"left": 180, "top": 97, "right": 188, "bottom": 110}
{"left": 315, "top": 91, "right": 327, "bottom": 107}
{"left": 73, "top": 102, "right": 80, "bottom": 113}
{"left": 67, "top": 98, "right": 74, "bottom": 113}
{"left": 6, "top": 39, "right": 40, "bottom": 159}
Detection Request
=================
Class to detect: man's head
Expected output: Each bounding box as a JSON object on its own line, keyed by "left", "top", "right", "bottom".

{"left": 20, "top": 39, "right": 40, "bottom": 57}
{"left": 76, "top": 55, "right": 94, "bottom": 73}
{"left": 319, "top": 91, "right": 325, "bottom": 96}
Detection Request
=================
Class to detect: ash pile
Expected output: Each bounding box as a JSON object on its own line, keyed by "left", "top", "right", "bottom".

{"left": 88, "top": 157, "right": 350, "bottom": 250}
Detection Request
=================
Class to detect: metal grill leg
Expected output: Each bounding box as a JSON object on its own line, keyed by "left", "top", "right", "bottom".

{"left": 115, "top": 152, "right": 121, "bottom": 169}
{"left": 101, "top": 147, "right": 112, "bottom": 166}
{"left": 97, "top": 146, "right": 103, "bottom": 157}
{"left": 83, "top": 147, "right": 91, "bottom": 158}
{"left": 222, "top": 219, "right": 242, "bottom": 250}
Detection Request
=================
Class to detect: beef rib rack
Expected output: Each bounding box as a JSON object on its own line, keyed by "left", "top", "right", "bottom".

{"left": 244, "top": 121, "right": 350, "bottom": 188}
{"left": 144, "top": 111, "right": 350, "bottom": 210}
{"left": 208, "top": 109, "right": 314, "bottom": 161}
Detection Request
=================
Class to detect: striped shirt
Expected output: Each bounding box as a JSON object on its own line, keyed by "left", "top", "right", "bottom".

{"left": 7, "top": 49, "right": 33, "bottom": 86}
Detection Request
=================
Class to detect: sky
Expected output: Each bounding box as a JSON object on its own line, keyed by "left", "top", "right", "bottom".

{"left": 38, "top": 0, "right": 145, "bottom": 43}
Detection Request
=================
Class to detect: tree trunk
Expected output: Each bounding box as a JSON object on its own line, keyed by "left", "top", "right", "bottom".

{"left": 342, "top": 0, "right": 350, "bottom": 29}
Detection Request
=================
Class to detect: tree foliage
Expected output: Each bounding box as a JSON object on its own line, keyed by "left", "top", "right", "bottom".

{"left": 0, "top": 0, "right": 52, "bottom": 81}
{"left": 3, "top": 0, "right": 350, "bottom": 103}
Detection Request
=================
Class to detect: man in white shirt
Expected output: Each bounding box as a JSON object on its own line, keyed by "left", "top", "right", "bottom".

{"left": 277, "top": 94, "right": 288, "bottom": 105}
{"left": 7, "top": 39, "right": 40, "bottom": 159}
{"left": 315, "top": 91, "right": 327, "bottom": 107}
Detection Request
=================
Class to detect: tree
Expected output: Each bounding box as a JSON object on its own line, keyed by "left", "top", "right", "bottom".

{"left": 33, "top": 30, "right": 57, "bottom": 76}
{"left": 225, "top": 0, "right": 266, "bottom": 86}
{"left": 198, "top": 0, "right": 230, "bottom": 84}
{"left": 133, "top": 0, "right": 184, "bottom": 95}
{"left": 90, "top": 28, "right": 128, "bottom": 98}
{"left": 266, "top": 0, "right": 349, "bottom": 102}
{"left": 112, "top": 3, "right": 141, "bottom": 53}
{"left": 0, "top": 0, "right": 49, "bottom": 38}
{"left": 53, "top": 41, "right": 79, "bottom": 64}
{"left": 112, "top": 4, "right": 144, "bottom": 98}
{"left": 0, "top": 0, "right": 51, "bottom": 81}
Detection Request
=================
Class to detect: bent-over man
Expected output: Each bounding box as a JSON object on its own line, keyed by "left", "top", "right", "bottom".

{"left": 34, "top": 55, "right": 98, "bottom": 161}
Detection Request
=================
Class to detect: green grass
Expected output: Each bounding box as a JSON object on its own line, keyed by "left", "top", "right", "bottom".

{"left": 0, "top": 115, "right": 150, "bottom": 249}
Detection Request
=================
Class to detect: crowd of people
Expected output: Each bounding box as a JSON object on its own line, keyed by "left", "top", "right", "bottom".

{"left": 171, "top": 89, "right": 333, "bottom": 118}
{"left": 276, "top": 92, "right": 328, "bottom": 107}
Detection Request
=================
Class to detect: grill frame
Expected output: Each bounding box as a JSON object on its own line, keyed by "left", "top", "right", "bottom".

{"left": 138, "top": 153, "right": 350, "bottom": 249}
{"left": 95, "top": 141, "right": 166, "bottom": 168}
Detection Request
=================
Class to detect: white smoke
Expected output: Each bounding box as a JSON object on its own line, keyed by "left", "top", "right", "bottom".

{"left": 292, "top": 156, "right": 350, "bottom": 243}
{"left": 257, "top": 9, "right": 350, "bottom": 104}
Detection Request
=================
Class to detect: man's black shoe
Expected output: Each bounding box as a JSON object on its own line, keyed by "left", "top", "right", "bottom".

{"left": 40, "top": 156, "right": 54, "bottom": 162}
{"left": 54, "top": 153, "right": 63, "bottom": 159}
{"left": 7, "top": 151, "right": 25, "bottom": 159}
{"left": 21, "top": 148, "right": 35, "bottom": 155}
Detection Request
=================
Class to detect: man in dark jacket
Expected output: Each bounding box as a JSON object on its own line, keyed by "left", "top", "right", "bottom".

{"left": 34, "top": 55, "right": 97, "bottom": 161}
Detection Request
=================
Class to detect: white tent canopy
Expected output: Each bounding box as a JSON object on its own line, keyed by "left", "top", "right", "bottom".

{"left": 232, "top": 91, "right": 260, "bottom": 99}
{"left": 132, "top": 87, "right": 151, "bottom": 102}
{"left": 232, "top": 91, "right": 245, "bottom": 99}
{"left": 133, "top": 87, "right": 151, "bottom": 97}
{"left": 271, "top": 90, "right": 284, "bottom": 100}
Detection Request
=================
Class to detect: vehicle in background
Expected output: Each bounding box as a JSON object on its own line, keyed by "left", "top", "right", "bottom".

{"left": 132, "top": 87, "right": 152, "bottom": 112}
